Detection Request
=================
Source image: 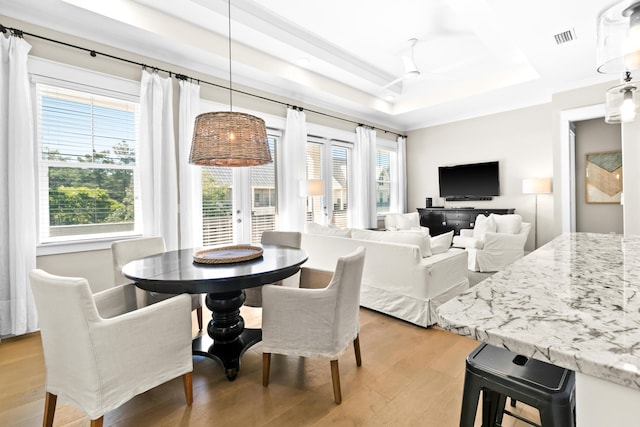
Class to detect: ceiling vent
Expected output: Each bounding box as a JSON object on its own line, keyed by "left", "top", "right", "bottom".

{"left": 554, "top": 28, "right": 576, "bottom": 45}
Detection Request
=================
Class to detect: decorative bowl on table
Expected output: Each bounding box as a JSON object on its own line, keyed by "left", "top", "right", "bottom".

{"left": 193, "top": 245, "right": 263, "bottom": 264}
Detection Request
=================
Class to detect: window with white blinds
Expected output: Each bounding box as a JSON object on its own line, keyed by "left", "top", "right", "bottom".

{"left": 36, "top": 84, "right": 141, "bottom": 243}
{"left": 376, "top": 148, "right": 392, "bottom": 215}
{"left": 305, "top": 138, "right": 352, "bottom": 227}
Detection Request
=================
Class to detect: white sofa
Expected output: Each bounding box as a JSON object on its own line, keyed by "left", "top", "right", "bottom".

{"left": 452, "top": 213, "right": 531, "bottom": 272}
{"left": 300, "top": 226, "right": 469, "bottom": 327}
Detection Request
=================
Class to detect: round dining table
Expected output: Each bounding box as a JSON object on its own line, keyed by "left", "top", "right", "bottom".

{"left": 122, "top": 245, "right": 308, "bottom": 380}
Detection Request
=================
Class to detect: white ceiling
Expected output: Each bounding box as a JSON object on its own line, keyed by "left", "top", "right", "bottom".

{"left": 0, "top": 0, "right": 620, "bottom": 131}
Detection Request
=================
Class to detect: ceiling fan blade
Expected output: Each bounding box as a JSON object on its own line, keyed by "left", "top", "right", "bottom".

{"left": 382, "top": 76, "right": 404, "bottom": 89}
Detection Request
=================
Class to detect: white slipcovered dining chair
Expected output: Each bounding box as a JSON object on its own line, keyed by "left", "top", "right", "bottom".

{"left": 29, "top": 269, "right": 193, "bottom": 427}
{"left": 244, "top": 230, "right": 302, "bottom": 307}
{"left": 111, "top": 237, "right": 203, "bottom": 330}
{"left": 261, "top": 246, "right": 366, "bottom": 404}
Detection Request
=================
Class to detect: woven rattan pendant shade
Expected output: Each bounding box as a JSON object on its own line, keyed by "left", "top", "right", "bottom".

{"left": 189, "top": 111, "right": 271, "bottom": 167}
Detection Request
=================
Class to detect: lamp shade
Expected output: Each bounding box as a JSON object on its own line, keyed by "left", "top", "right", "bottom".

{"left": 189, "top": 112, "right": 271, "bottom": 167}
{"left": 605, "top": 79, "right": 640, "bottom": 122}
{"left": 522, "top": 177, "right": 552, "bottom": 194}
{"left": 299, "top": 179, "right": 325, "bottom": 197}
{"left": 597, "top": 0, "right": 640, "bottom": 73}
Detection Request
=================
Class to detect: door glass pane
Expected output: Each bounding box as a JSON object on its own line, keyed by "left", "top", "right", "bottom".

{"left": 305, "top": 142, "right": 323, "bottom": 223}
{"left": 331, "top": 146, "right": 350, "bottom": 227}
{"left": 202, "top": 167, "right": 233, "bottom": 246}
{"left": 376, "top": 148, "right": 391, "bottom": 214}
{"left": 250, "top": 137, "right": 277, "bottom": 243}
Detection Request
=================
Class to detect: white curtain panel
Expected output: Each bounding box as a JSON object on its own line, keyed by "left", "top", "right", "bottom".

{"left": 139, "top": 70, "right": 179, "bottom": 250}
{"left": 177, "top": 79, "right": 202, "bottom": 249}
{"left": 0, "top": 34, "right": 38, "bottom": 336}
{"left": 277, "top": 108, "right": 307, "bottom": 232}
{"left": 352, "top": 126, "right": 377, "bottom": 229}
{"left": 394, "top": 135, "right": 407, "bottom": 213}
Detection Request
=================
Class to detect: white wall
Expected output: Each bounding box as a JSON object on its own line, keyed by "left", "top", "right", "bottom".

{"left": 36, "top": 249, "right": 114, "bottom": 293}
{"left": 551, "top": 81, "right": 617, "bottom": 236}
{"left": 406, "top": 104, "right": 554, "bottom": 251}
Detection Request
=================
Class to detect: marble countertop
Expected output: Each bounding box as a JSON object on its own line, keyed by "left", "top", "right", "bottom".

{"left": 437, "top": 232, "right": 640, "bottom": 391}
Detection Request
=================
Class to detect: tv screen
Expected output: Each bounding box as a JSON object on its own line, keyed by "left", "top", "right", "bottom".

{"left": 438, "top": 161, "right": 500, "bottom": 200}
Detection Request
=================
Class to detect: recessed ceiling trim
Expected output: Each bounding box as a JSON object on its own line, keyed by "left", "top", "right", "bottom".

{"left": 191, "top": 0, "right": 398, "bottom": 89}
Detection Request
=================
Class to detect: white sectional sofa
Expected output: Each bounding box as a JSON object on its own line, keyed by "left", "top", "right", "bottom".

{"left": 300, "top": 226, "right": 469, "bottom": 327}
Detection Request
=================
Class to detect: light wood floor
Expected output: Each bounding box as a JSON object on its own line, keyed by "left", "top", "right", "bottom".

{"left": 0, "top": 306, "right": 539, "bottom": 427}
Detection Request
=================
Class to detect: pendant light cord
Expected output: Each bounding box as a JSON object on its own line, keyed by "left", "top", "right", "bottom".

{"left": 228, "top": 0, "right": 233, "bottom": 112}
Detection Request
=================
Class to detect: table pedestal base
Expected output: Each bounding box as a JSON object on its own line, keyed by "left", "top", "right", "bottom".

{"left": 192, "top": 290, "right": 261, "bottom": 381}
{"left": 192, "top": 328, "right": 261, "bottom": 380}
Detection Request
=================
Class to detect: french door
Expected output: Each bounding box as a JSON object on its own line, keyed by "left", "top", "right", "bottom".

{"left": 201, "top": 135, "right": 277, "bottom": 246}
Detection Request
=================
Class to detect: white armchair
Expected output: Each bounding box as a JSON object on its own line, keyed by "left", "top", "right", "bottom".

{"left": 29, "top": 269, "right": 193, "bottom": 427}
{"left": 261, "top": 246, "right": 366, "bottom": 404}
{"left": 453, "top": 214, "right": 531, "bottom": 272}
{"left": 112, "top": 237, "right": 203, "bottom": 331}
{"left": 244, "top": 230, "right": 302, "bottom": 307}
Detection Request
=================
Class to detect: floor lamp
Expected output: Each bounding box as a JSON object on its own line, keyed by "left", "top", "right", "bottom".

{"left": 522, "top": 178, "right": 552, "bottom": 249}
{"left": 300, "top": 179, "right": 326, "bottom": 224}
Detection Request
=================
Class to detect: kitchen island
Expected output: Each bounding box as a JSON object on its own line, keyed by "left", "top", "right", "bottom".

{"left": 437, "top": 232, "right": 640, "bottom": 426}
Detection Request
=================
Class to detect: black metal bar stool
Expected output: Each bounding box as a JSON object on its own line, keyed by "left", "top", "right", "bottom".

{"left": 460, "top": 343, "right": 576, "bottom": 427}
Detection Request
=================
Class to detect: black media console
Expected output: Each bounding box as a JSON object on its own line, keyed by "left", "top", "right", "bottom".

{"left": 417, "top": 207, "right": 515, "bottom": 236}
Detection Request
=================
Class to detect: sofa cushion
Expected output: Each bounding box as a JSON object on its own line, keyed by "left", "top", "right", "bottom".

{"left": 351, "top": 229, "right": 432, "bottom": 257}
{"left": 431, "top": 231, "right": 454, "bottom": 255}
{"left": 305, "top": 222, "right": 351, "bottom": 237}
{"left": 491, "top": 214, "right": 522, "bottom": 234}
{"left": 473, "top": 214, "right": 496, "bottom": 241}
{"left": 385, "top": 212, "right": 421, "bottom": 230}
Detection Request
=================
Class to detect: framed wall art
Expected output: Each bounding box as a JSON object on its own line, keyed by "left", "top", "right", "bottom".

{"left": 585, "top": 151, "right": 622, "bottom": 204}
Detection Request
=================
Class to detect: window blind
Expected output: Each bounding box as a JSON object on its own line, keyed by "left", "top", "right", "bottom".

{"left": 36, "top": 84, "right": 140, "bottom": 242}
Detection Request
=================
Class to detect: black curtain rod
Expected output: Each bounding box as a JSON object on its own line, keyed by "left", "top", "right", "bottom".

{"left": 1, "top": 23, "right": 406, "bottom": 139}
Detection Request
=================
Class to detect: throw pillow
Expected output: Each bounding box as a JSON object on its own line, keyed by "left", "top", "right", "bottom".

{"left": 351, "top": 229, "right": 432, "bottom": 257}
{"left": 472, "top": 214, "right": 496, "bottom": 241}
{"left": 430, "top": 231, "right": 454, "bottom": 255}
{"left": 384, "top": 212, "right": 420, "bottom": 230}
{"left": 491, "top": 214, "right": 522, "bottom": 234}
{"left": 305, "top": 222, "right": 352, "bottom": 237}
{"left": 395, "top": 212, "right": 421, "bottom": 230}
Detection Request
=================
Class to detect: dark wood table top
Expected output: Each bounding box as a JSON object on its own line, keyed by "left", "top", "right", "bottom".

{"left": 122, "top": 245, "right": 308, "bottom": 295}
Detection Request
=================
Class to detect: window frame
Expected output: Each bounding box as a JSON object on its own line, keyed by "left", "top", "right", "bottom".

{"left": 30, "top": 58, "right": 143, "bottom": 255}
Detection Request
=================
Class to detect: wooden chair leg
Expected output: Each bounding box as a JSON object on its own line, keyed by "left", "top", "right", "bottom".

{"left": 330, "top": 359, "right": 342, "bottom": 404}
{"left": 353, "top": 334, "right": 362, "bottom": 367}
{"left": 90, "top": 416, "right": 103, "bottom": 427}
{"left": 183, "top": 372, "right": 193, "bottom": 405}
{"left": 263, "top": 353, "right": 271, "bottom": 387}
{"left": 43, "top": 392, "right": 57, "bottom": 427}
{"left": 196, "top": 306, "right": 203, "bottom": 331}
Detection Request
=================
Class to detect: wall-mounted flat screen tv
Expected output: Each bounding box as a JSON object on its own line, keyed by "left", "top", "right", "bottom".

{"left": 438, "top": 161, "right": 500, "bottom": 201}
